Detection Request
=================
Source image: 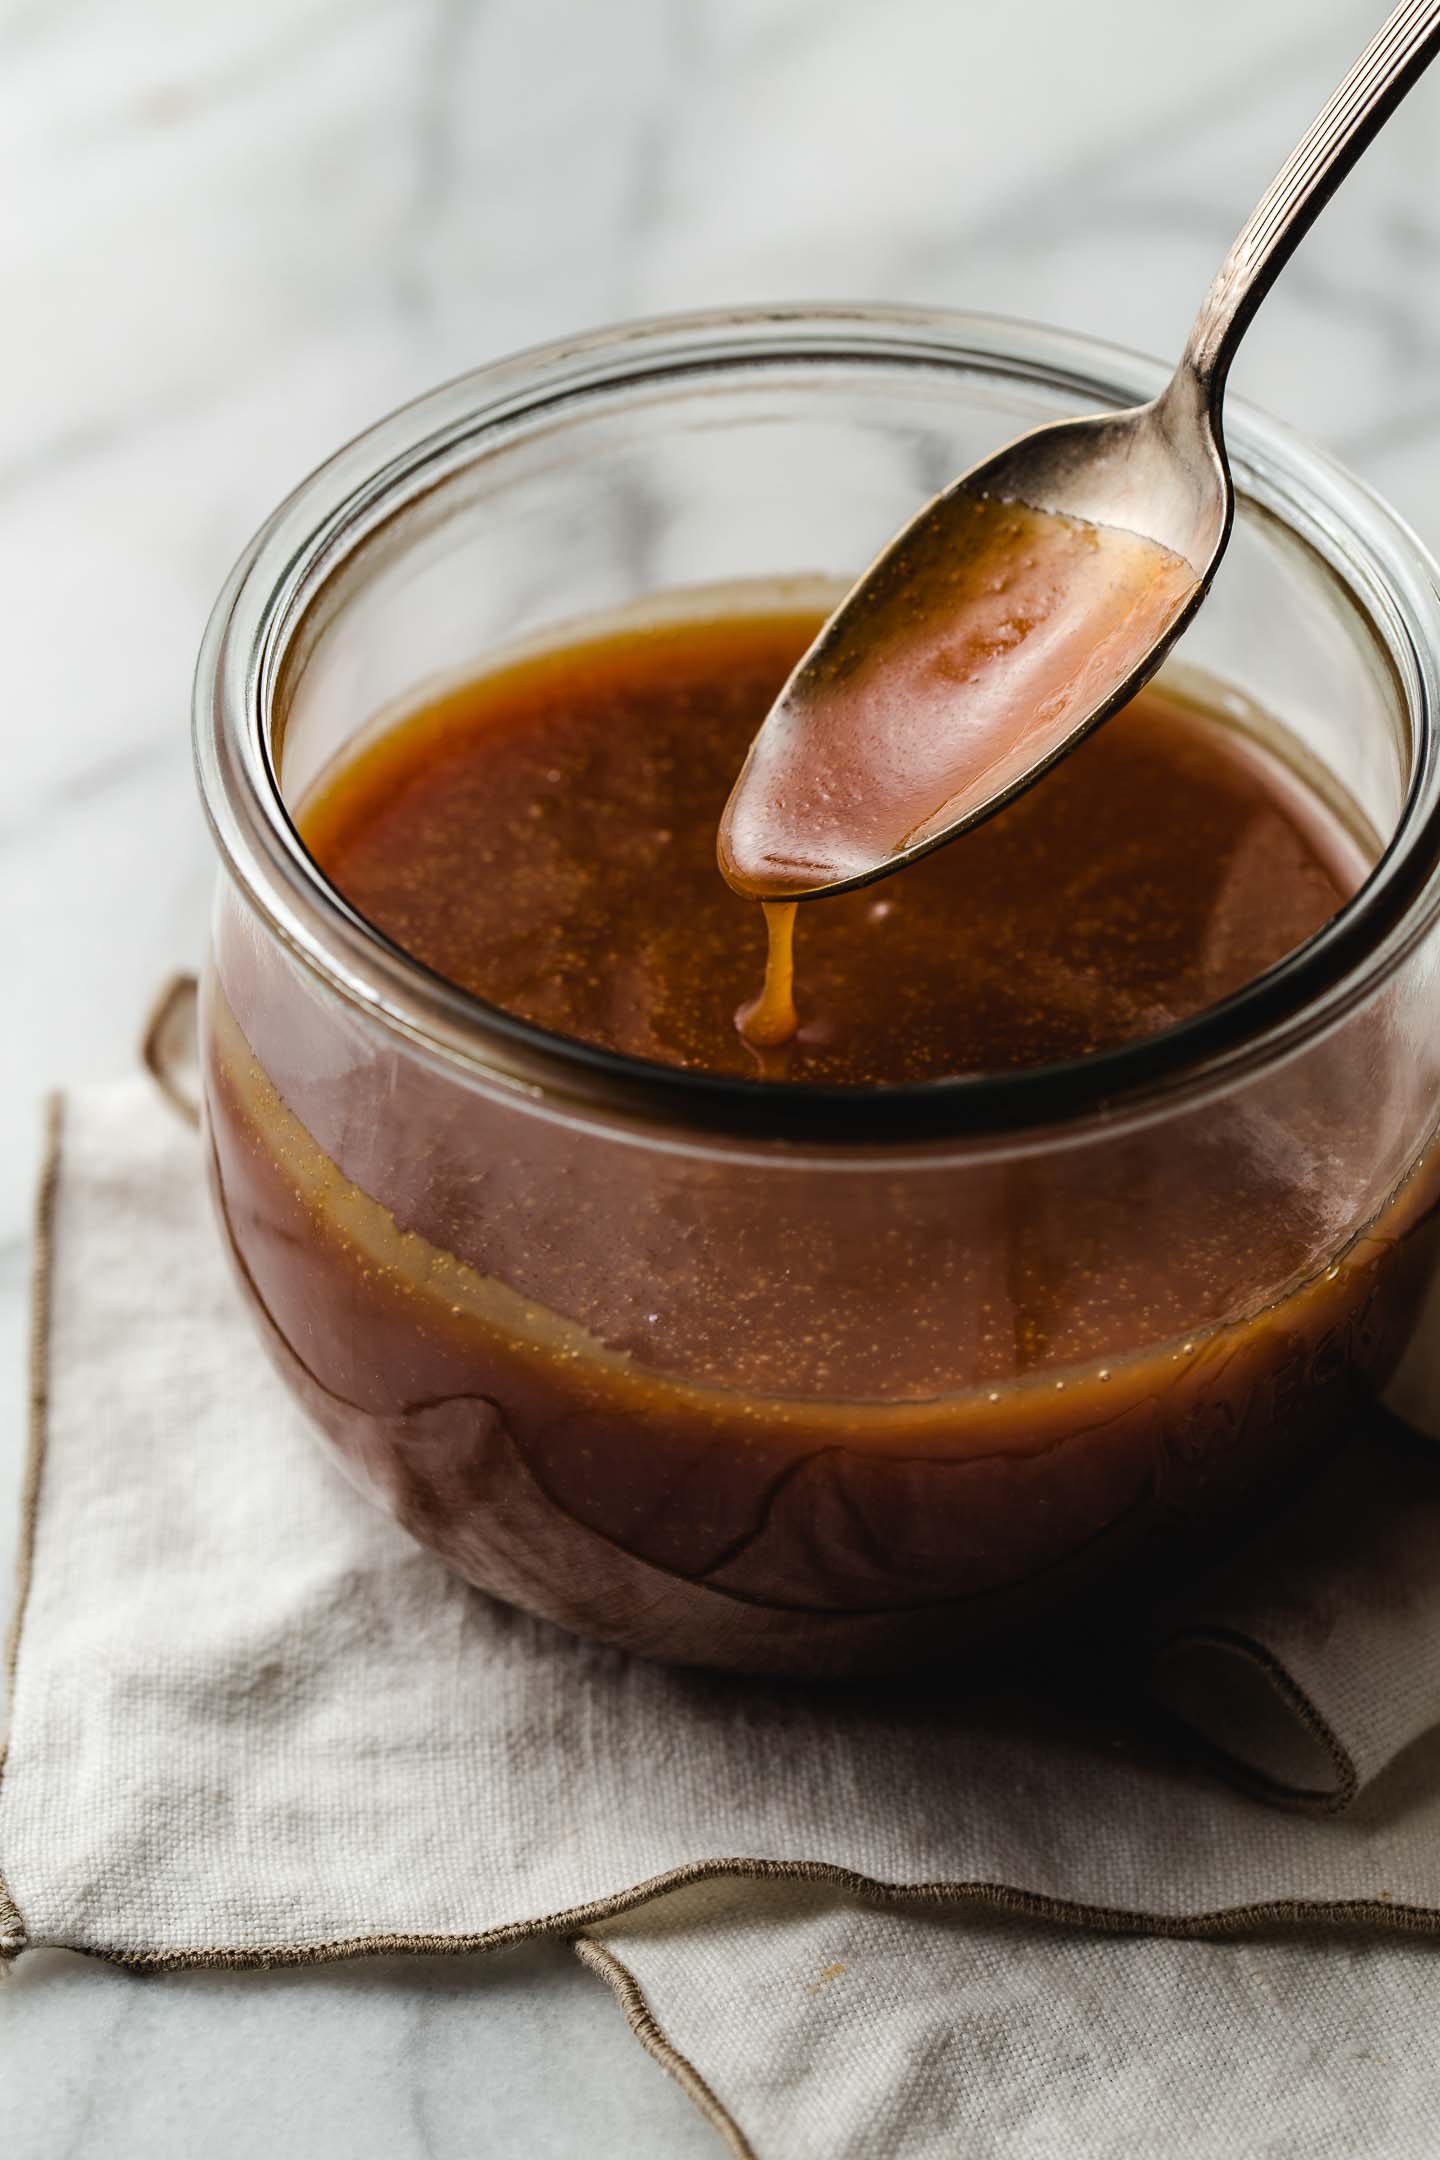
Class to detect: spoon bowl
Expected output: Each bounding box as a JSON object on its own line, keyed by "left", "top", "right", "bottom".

{"left": 717, "top": 388, "right": 1222, "bottom": 900}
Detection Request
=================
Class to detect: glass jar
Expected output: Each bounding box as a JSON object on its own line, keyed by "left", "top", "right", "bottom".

{"left": 194, "top": 307, "right": 1440, "bottom": 1676}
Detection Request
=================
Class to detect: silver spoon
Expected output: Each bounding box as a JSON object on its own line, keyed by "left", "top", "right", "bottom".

{"left": 719, "top": 0, "right": 1440, "bottom": 905}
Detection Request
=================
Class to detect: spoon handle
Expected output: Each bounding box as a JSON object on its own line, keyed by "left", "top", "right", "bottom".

{"left": 1181, "top": 0, "right": 1440, "bottom": 397}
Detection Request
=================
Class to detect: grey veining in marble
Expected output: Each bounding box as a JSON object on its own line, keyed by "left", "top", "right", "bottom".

{"left": 4, "top": 1943, "right": 710, "bottom": 2158}
{"left": 4, "top": 0, "right": 1440, "bottom": 2151}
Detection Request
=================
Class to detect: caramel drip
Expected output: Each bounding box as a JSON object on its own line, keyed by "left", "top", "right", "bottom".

{"left": 736, "top": 900, "right": 799, "bottom": 1049}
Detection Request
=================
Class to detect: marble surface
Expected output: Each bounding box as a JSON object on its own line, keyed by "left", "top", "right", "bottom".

{"left": 5, "top": 0, "right": 1440, "bottom": 2149}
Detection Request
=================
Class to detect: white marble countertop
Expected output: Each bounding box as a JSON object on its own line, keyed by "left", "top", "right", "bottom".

{"left": 5, "top": 0, "right": 1440, "bottom": 2149}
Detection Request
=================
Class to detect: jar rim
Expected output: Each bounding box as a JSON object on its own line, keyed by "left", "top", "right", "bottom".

{"left": 193, "top": 303, "right": 1440, "bottom": 1145}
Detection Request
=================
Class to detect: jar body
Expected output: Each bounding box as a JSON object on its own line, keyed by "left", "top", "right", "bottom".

{"left": 202, "top": 884, "right": 1440, "bottom": 1672}
{"left": 196, "top": 311, "right": 1440, "bottom": 1673}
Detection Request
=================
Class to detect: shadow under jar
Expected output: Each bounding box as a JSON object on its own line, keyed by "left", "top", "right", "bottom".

{"left": 195, "top": 308, "right": 1440, "bottom": 1677}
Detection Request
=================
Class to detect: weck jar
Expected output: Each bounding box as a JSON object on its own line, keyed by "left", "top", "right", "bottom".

{"left": 194, "top": 307, "right": 1440, "bottom": 1675}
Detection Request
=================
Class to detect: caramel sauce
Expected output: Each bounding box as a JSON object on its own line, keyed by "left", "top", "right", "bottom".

{"left": 302, "top": 610, "right": 1360, "bottom": 1087}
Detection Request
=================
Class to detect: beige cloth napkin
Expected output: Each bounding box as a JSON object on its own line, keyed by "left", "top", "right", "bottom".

{"left": 6, "top": 1070, "right": 1440, "bottom": 2157}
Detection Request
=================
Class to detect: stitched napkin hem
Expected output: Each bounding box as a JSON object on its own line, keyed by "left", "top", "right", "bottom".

{"left": 575, "top": 1934, "right": 755, "bottom": 2160}
{"left": 0, "top": 1096, "right": 59, "bottom": 1965}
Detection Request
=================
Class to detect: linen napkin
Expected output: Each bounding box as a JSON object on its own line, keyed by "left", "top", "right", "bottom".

{"left": 5, "top": 1044, "right": 1440, "bottom": 2156}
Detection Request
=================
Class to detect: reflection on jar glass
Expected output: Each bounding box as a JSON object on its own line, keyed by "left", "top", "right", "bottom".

{"left": 194, "top": 309, "right": 1440, "bottom": 1676}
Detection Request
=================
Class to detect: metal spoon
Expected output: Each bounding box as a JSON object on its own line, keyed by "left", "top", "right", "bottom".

{"left": 719, "top": 0, "right": 1440, "bottom": 904}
